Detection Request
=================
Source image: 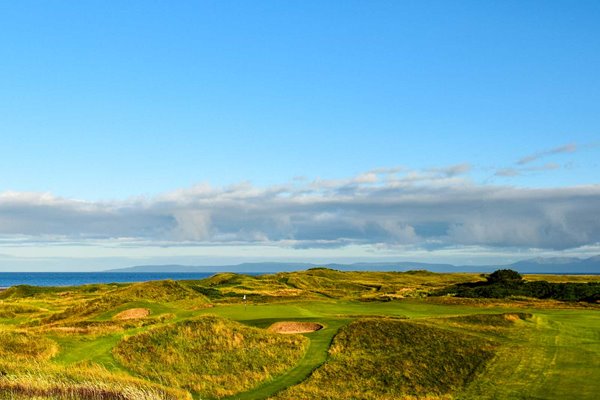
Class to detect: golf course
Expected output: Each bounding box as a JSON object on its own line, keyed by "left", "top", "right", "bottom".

{"left": 0, "top": 269, "right": 598, "bottom": 399}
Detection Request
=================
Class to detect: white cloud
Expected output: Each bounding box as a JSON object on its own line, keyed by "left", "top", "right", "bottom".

{"left": 0, "top": 167, "right": 599, "bottom": 253}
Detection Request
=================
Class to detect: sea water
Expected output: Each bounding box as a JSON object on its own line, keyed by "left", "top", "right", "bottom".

{"left": 0, "top": 272, "right": 216, "bottom": 288}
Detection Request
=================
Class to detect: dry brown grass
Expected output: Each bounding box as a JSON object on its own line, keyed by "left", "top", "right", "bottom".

{"left": 0, "top": 362, "right": 191, "bottom": 400}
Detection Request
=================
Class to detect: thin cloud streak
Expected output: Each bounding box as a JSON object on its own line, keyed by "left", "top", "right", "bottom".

{"left": 517, "top": 143, "right": 577, "bottom": 165}
{"left": 495, "top": 162, "right": 561, "bottom": 177}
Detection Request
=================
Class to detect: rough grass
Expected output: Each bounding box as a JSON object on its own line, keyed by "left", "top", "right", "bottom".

{"left": 190, "top": 269, "right": 484, "bottom": 303}
{"left": 40, "top": 280, "right": 208, "bottom": 324}
{"left": 0, "top": 362, "right": 190, "bottom": 400}
{"left": 114, "top": 280, "right": 199, "bottom": 302}
{"left": 0, "top": 330, "right": 58, "bottom": 360}
{"left": 450, "top": 312, "right": 532, "bottom": 327}
{"left": 113, "top": 315, "right": 308, "bottom": 398}
{"left": 0, "top": 303, "right": 43, "bottom": 318}
{"left": 274, "top": 318, "right": 496, "bottom": 400}
{"left": 0, "top": 272, "right": 598, "bottom": 400}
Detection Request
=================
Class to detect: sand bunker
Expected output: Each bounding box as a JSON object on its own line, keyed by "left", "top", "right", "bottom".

{"left": 268, "top": 321, "right": 323, "bottom": 334}
{"left": 114, "top": 308, "right": 150, "bottom": 320}
{"left": 503, "top": 313, "right": 521, "bottom": 322}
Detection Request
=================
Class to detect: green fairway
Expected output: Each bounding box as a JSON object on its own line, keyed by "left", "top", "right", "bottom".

{"left": 51, "top": 333, "right": 125, "bottom": 371}
{"left": 0, "top": 270, "right": 598, "bottom": 399}
{"left": 459, "top": 310, "right": 600, "bottom": 400}
{"left": 222, "top": 318, "right": 349, "bottom": 400}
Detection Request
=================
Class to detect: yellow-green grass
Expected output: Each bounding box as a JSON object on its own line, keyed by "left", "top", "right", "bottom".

{"left": 0, "top": 361, "right": 190, "bottom": 400}
{"left": 458, "top": 310, "right": 600, "bottom": 400}
{"left": 223, "top": 318, "right": 349, "bottom": 400}
{"left": 524, "top": 274, "right": 600, "bottom": 283}
{"left": 113, "top": 315, "right": 308, "bottom": 398}
{"left": 273, "top": 318, "right": 496, "bottom": 400}
{"left": 0, "top": 270, "right": 598, "bottom": 400}
{"left": 190, "top": 269, "right": 485, "bottom": 302}
{"left": 0, "top": 330, "right": 58, "bottom": 360}
{"left": 39, "top": 280, "right": 209, "bottom": 326}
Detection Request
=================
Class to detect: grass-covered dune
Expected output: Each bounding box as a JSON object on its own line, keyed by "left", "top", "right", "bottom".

{"left": 0, "top": 268, "right": 598, "bottom": 399}
{"left": 193, "top": 268, "right": 484, "bottom": 302}
{"left": 274, "top": 318, "right": 496, "bottom": 400}
{"left": 0, "top": 330, "right": 58, "bottom": 360}
{"left": 42, "top": 280, "right": 209, "bottom": 325}
{"left": 113, "top": 315, "right": 308, "bottom": 398}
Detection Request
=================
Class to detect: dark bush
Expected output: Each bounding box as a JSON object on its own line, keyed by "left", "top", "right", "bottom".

{"left": 486, "top": 269, "right": 523, "bottom": 284}
{"left": 432, "top": 269, "right": 600, "bottom": 303}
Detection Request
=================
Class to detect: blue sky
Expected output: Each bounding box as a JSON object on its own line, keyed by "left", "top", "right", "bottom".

{"left": 0, "top": 1, "right": 599, "bottom": 270}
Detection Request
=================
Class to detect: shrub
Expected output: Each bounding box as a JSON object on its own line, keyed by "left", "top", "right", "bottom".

{"left": 486, "top": 269, "right": 523, "bottom": 284}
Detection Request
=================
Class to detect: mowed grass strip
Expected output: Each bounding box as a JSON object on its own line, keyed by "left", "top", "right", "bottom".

{"left": 274, "top": 318, "right": 496, "bottom": 400}
{"left": 459, "top": 310, "right": 600, "bottom": 400}
{"left": 113, "top": 315, "right": 308, "bottom": 399}
{"left": 225, "top": 318, "right": 349, "bottom": 400}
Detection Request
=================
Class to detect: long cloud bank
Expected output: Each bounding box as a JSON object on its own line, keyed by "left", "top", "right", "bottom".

{"left": 0, "top": 170, "right": 599, "bottom": 251}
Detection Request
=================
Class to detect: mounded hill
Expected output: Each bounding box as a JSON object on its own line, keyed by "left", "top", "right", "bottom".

{"left": 112, "top": 315, "right": 308, "bottom": 398}
{"left": 0, "top": 331, "right": 58, "bottom": 361}
{"left": 113, "top": 279, "right": 200, "bottom": 302}
{"left": 190, "top": 269, "right": 482, "bottom": 302}
{"left": 0, "top": 285, "right": 70, "bottom": 299}
{"left": 43, "top": 280, "right": 209, "bottom": 324}
{"left": 274, "top": 318, "right": 496, "bottom": 400}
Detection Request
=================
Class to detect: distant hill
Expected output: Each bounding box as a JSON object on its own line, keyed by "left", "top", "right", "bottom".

{"left": 104, "top": 262, "right": 315, "bottom": 273}
{"left": 510, "top": 256, "right": 600, "bottom": 274}
{"left": 105, "top": 256, "right": 600, "bottom": 274}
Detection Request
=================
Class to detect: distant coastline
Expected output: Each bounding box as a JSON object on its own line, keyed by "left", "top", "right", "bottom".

{"left": 0, "top": 259, "right": 599, "bottom": 289}
{"left": 104, "top": 256, "right": 600, "bottom": 275}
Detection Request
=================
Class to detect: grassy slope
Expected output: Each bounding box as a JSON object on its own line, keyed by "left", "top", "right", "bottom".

{"left": 224, "top": 318, "right": 349, "bottom": 400}
{"left": 0, "top": 269, "right": 598, "bottom": 399}
{"left": 273, "top": 318, "right": 496, "bottom": 400}
{"left": 113, "top": 315, "right": 308, "bottom": 399}
{"left": 459, "top": 310, "right": 600, "bottom": 399}
{"left": 0, "top": 361, "right": 190, "bottom": 400}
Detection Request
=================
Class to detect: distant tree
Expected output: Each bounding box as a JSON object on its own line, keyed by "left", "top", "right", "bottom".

{"left": 433, "top": 269, "right": 600, "bottom": 302}
{"left": 486, "top": 269, "right": 523, "bottom": 284}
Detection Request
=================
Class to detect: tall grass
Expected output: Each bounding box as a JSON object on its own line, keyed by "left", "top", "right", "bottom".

{"left": 0, "top": 362, "right": 190, "bottom": 400}
{"left": 0, "top": 331, "right": 58, "bottom": 360}
{"left": 275, "top": 318, "right": 496, "bottom": 400}
{"left": 40, "top": 280, "right": 208, "bottom": 325}
{"left": 113, "top": 315, "right": 308, "bottom": 398}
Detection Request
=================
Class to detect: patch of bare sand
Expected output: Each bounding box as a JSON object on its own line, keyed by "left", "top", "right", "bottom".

{"left": 503, "top": 313, "right": 521, "bottom": 322}
{"left": 114, "top": 308, "right": 150, "bottom": 320}
{"left": 268, "top": 321, "right": 323, "bottom": 334}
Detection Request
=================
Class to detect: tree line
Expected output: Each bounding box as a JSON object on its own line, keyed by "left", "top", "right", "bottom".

{"left": 434, "top": 269, "right": 600, "bottom": 303}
